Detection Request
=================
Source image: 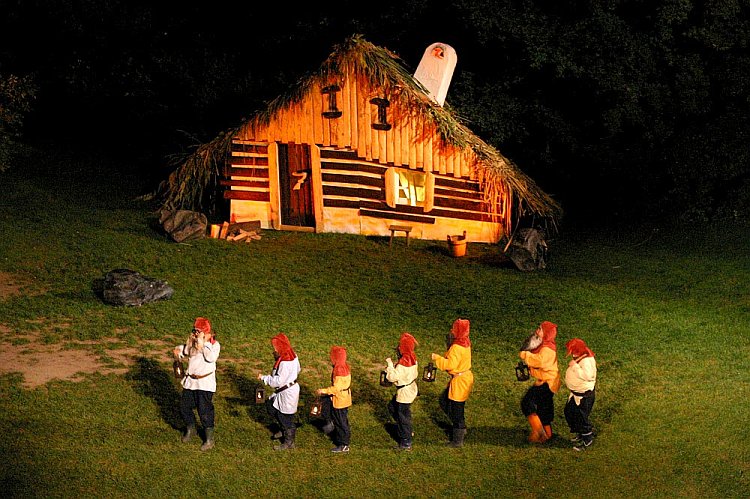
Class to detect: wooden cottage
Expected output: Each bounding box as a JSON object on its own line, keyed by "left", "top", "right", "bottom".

{"left": 163, "top": 35, "right": 560, "bottom": 243}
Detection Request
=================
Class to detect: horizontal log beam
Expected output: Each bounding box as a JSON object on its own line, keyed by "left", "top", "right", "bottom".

{"left": 230, "top": 156, "right": 269, "bottom": 166}
{"left": 223, "top": 190, "right": 270, "bottom": 202}
{"left": 223, "top": 167, "right": 269, "bottom": 179}
{"left": 359, "top": 209, "right": 436, "bottom": 224}
{"left": 322, "top": 173, "right": 384, "bottom": 188}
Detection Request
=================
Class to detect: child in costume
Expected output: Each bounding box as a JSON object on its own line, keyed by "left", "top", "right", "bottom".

{"left": 258, "top": 333, "right": 301, "bottom": 450}
{"left": 564, "top": 338, "right": 597, "bottom": 450}
{"left": 519, "top": 320, "right": 560, "bottom": 443}
{"left": 173, "top": 317, "right": 221, "bottom": 451}
{"left": 316, "top": 346, "right": 352, "bottom": 453}
{"left": 431, "top": 318, "right": 474, "bottom": 448}
{"left": 384, "top": 332, "right": 419, "bottom": 451}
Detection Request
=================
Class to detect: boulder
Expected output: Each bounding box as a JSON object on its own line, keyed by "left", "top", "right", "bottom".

{"left": 506, "top": 228, "right": 548, "bottom": 272}
{"left": 159, "top": 209, "right": 207, "bottom": 243}
{"left": 93, "top": 269, "right": 174, "bottom": 306}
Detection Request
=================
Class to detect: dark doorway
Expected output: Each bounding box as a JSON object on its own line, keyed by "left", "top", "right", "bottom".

{"left": 278, "top": 143, "right": 315, "bottom": 228}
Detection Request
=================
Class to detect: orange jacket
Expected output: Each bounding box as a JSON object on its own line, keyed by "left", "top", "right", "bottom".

{"left": 319, "top": 374, "right": 352, "bottom": 409}
{"left": 434, "top": 344, "right": 473, "bottom": 402}
{"left": 520, "top": 346, "right": 560, "bottom": 393}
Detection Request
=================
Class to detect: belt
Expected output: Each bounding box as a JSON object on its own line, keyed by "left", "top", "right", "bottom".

{"left": 571, "top": 388, "right": 594, "bottom": 397}
{"left": 188, "top": 371, "right": 214, "bottom": 380}
{"left": 396, "top": 379, "right": 416, "bottom": 389}
{"left": 451, "top": 370, "right": 470, "bottom": 377}
{"left": 275, "top": 380, "right": 297, "bottom": 394}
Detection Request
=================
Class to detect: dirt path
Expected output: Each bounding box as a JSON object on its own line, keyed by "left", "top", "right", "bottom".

{"left": 0, "top": 271, "right": 173, "bottom": 388}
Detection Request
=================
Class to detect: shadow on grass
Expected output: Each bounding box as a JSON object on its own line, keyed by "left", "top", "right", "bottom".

{"left": 465, "top": 425, "right": 537, "bottom": 447}
{"left": 126, "top": 356, "right": 182, "bottom": 431}
{"left": 422, "top": 243, "right": 452, "bottom": 257}
{"left": 350, "top": 364, "right": 394, "bottom": 435}
{"left": 224, "top": 364, "right": 321, "bottom": 438}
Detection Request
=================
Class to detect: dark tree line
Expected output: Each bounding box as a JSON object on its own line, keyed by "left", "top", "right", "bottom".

{"left": 1, "top": 0, "right": 748, "bottom": 224}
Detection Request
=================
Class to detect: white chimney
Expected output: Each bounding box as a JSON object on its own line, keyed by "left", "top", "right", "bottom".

{"left": 413, "top": 42, "right": 457, "bottom": 107}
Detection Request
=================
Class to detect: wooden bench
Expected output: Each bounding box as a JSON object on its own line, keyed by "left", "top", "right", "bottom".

{"left": 389, "top": 225, "right": 413, "bottom": 247}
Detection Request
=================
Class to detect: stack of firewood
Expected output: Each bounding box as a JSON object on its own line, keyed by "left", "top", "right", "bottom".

{"left": 212, "top": 221, "right": 262, "bottom": 243}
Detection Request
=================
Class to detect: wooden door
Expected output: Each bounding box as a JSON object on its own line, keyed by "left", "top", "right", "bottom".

{"left": 278, "top": 143, "right": 315, "bottom": 228}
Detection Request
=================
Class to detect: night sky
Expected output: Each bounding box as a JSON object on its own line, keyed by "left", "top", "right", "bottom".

{"left": 2, "top": 1, "right": 748, "bottom": 225}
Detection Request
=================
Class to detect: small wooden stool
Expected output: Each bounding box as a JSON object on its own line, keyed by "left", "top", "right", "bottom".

{"left": 389, "top": 224, "right": 413, "bottom": 247}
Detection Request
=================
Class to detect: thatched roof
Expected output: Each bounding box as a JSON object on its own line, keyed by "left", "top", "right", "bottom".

{"left": 159, "top": 34, "right": 561, "bottom": 226}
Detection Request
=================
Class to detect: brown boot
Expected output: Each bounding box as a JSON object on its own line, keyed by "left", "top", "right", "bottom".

{"left": 527, "top": 414, "right": 548, "bottom": 443}
{"left": 543, "top": 424, "right": 552, "bottom": 440}
{"left": 273, "top": 427, "right": 296, "bottom": 451}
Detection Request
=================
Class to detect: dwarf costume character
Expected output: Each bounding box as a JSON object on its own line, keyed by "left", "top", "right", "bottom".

{"left": 259, "top": 333, "right": 301, "bottom": 450}
{"left": 385, "top": 332, "right": 419, "bottom": 451}
{"left": 175, "top": 317, "right": 221, "bottom": 451}
{"left": 519, "top": 320, "right": 560, "bottom": 443}
{"left": 432, "top": 318, "right": 474, "bottom": 447}
{"left": 564, "top": 338, "right": 597, "bottom": 450}
{"left": 318, "top": 346, "right": 352, "bottom": 453}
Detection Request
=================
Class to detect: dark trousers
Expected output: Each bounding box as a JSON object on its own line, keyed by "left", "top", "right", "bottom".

{"left": 439, "top": 388, "right": 466, "bottom": 429}
{"left": 265, "top": 399, "right": 295, "bottom": 431}
{"left": 521, "top": 383, "right": 554, "bottom": 425}
{"left": 388, "top": 396, "right": 413, "bottom": 445}
{"left": 180, "top": 389, "right": 215, "bottom": 428}
{"left": 322, "top": 396, "right": 351, "bottom": 446}
{"left": 564, "top": 391, "right": 595, "bottom": 438}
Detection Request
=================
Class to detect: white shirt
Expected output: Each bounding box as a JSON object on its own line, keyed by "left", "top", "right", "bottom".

{"left": 179, "top": 340, "right": 220, "bottom": 392}
{"left": 565, "top": 356, "right": 596, "bottom": 405}
{"left": 385, "top": 359, "right": 419, "bottom": 404}
{"left": 261, "top": 357, "right": 301, "bottom": 415}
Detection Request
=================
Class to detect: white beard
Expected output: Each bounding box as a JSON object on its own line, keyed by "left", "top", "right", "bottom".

{"left": 520, "top": 332, "right": 542, "bottom": 352}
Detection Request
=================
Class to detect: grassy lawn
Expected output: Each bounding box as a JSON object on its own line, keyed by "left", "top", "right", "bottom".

{"left": 0, "top": 148, "right": 748, "bottom": 498}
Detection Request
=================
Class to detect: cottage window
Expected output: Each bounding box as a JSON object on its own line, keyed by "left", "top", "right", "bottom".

{"left": 321, "top": 84, "right": 342, "bottom": 119}
{"left": 370, "top": 97, "right": 392, "bottom": 131}
{"left": 385, "top": 167, "right": 435, "bottom": 211}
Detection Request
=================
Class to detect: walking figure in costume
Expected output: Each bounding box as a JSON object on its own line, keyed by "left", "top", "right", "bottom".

{"left": 316, "top": 346, "right": 352, "bottom": 453}
{"left": 384, "top": 332, "right": 419, "bottom": 451}
{"left": 519, "top": 321, "right": 560, "bottom": 443}
{"left": 173, "top": 317, "right": 221, "bottom": 451}
{"left": 564, "top": 338, "right": 597, "bottom": 450}
{"left": 258, "top": 333, "right": 301, "bottom": 450}
{"left": 431, "top": 318, "right": 474, "bottom": 448}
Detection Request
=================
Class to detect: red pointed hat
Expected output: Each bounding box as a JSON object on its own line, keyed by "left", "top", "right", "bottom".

{"left": 330, "top": 345, "right": 351, "bottom": 376}
{"left": 397, "top": 332, "right": 418, "bottom": 367}
{"left": 193, "top": 317, "right": 211, "bottom": 334}
{"left": 271, "top": 333, "right": 296, "bottom": 367}
{"left": 451, "top": 318, "right": 471, "bottom": 348}
{"left": 566, "top": 338, "right": 594, "bottom": 358}
{"left": 532, "top": 320, "right": 557, "bottom": 352}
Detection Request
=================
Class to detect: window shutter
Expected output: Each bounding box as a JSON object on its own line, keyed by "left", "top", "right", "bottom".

{"left": 385, "top": 167, "right": 396, "bottom": 208}
{"left": 423, "top": 172, "right": 435, "bottom": 212}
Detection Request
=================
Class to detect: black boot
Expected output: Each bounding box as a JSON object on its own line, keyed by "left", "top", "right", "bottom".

{"left": 447, "top": 428, "right": 466, "bottom": 448}
{"left": 181, "top": 425, "right": 196, "bottom": 443}
{"left": 274, "top": 427, "right": 296, "bottom": 450}
{"left": 200, "top": 427, "right": 215, "bottom": 451}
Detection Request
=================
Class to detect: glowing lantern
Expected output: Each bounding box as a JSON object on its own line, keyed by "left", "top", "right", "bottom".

{"left": 379, "top": 370, "right": 394, "bottom": 387}
{"left": 173, "top": 360, "right": 185, "bottom": 379}
{"left": 309, "top": 396, "right": 323, "bottom": 418}
{"left": 515, "top": 361, "right": 530, "bottom": 381}
{"left": 255, "top": 386, "right": 266, "bottom": 404}
{"left": 423, "top": 362, "right": 437, "bottom": 382}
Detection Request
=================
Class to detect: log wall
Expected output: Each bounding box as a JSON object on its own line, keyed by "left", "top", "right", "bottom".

{"left": 225, "top": 73, "right": 508, "bottom": 242}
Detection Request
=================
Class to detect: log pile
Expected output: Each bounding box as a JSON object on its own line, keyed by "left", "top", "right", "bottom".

{"left": 212, "top": 220, "right": 262, "bottom": 244}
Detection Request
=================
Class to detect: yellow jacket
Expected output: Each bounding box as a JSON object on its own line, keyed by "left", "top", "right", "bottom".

{"left": 434, "top": 344, "right": 473, "bottom": 402}
{"left": 520, "top": 346, "right": 560, "bottom": 393}
{"left": 319, "top": 374, "right": 352, "bottom": 409}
